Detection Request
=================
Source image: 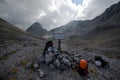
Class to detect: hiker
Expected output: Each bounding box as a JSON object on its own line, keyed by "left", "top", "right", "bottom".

{"left": 95, "top": 56, "right": 109, "bottom": 67}
{"left": 77, "top": 59, "right": 88, "bottom": 76}
{"left": 43, "top": 40, "right": 54, "bottom": 57}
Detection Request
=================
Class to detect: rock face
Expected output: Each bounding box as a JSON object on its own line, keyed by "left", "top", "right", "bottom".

{"left": 27, "top": 22, "right": 47, "bottom": 37}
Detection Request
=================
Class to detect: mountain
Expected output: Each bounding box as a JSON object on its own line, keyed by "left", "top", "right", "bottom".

{"left": 49, "top": 20, "right": 90, "bottom": 36}
{"left": 49, "top": 2, "right": 120, "bottom": 48}
{"left": 26, "top": 22, "right": 47, "bottom": 37}
{"left": 0, "top": 18, "right": 37, "bottom": 40}
{"left": 50, "top": 2, "right": 120, "bottom": 36}
{"left": 78, "top": 0, "right": 120, "bottom": 39}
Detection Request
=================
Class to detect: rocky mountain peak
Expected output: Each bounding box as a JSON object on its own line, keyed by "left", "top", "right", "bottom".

{"left": 27, "top": 22, "right": 47, "bottom": 37}
{"left": 27, "top": 22, "right": 43, "bottom": 31}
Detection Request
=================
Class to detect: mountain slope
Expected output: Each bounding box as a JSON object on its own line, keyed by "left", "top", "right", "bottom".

{"left": 49, "top": 2, "right": 120, "bottom": 48}
{"left": 27, "top": 22, "right": 47, "bottom": 37}
{"left": 49, "top": 1, "right": 120, "bottom": 37}
{"left": 0, "top": 18, "right": 37, "bottom": 40}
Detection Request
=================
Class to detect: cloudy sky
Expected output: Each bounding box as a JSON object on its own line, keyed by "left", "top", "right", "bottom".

{"left": 0, "top": 0, "right": 119, "bottom": 30}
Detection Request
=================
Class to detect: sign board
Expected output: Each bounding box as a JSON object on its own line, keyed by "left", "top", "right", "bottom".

{"left": 53, "top": 33, "right": 65, "bottom": 40}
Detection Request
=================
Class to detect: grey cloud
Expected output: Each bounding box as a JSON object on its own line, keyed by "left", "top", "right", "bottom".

{"left": 38, "top": 10, "right": 61, "bottom": 30}
{"left": 0, "top": 0, "right": 119, "bottom": 30}
{"left": 0, "top": 0, "right": 52, "bottom": 30}
{"left": 78, "top": 0, "right": 120, "bottom": 20}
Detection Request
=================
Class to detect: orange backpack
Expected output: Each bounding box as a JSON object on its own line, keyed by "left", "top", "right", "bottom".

{"left": 79, "top": 59, "right": 88, "bottom": 69}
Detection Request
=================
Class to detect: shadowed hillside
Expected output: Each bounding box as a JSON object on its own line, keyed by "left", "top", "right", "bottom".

{"left": 0, "top": 18, "right": 38, "bottom": 40}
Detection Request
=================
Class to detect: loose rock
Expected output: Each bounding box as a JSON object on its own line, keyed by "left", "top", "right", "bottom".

{"left": 38, "top": 68, "right": 44, "bottom": 78}
{"left": 25, "top": 62, "right": 32, "bottom": 70}
{"left": 34, "top": 63, "right": 39, "bottom": 69}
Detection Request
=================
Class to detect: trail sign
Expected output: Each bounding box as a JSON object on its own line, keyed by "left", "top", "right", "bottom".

{"left": 53, "top": 33, "right": 65, "bottom": 52}
{"left": 53, "top": 33, "right": 65, "bottom": 40}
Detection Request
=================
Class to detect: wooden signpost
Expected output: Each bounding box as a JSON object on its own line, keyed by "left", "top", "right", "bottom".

{"left": 53, "top": 33, "right": 65, "bottom": 52}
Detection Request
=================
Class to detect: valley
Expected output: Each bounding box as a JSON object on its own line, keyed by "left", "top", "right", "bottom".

{"left": 0, "top": 1, "right": 120, "bottom": 80}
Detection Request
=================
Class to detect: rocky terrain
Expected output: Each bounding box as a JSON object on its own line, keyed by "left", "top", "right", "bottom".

{"left": 0, "top": 39, "right": 45, "bottom": 80}
{"left": 0, "top": 39, "right": 120, "bottom": 80}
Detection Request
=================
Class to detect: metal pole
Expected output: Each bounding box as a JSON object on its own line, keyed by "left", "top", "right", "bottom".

{"left": 58, "top": 39, "right": 61, "bottom": 52}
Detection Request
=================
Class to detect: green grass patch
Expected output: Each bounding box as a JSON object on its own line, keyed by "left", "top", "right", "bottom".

{"left": 28, "top": 78, "right": 34, "bottom": 80}
{"left": 88, "top": 68, "right": 98, "bottom": 77}
{"left": 71, "top": 70, "right": 78, "bottom": 76}
{"left": 20, "top": 60, "right": 28, "bottom": 66}
{"left": 10, "top": 68, "right": 19, "bottom": 74}
{"left": 0, "top": 50, "right": 17, "bottom": 61}
{"left": 10, "top": 77, "right": 17, "bottom": 80}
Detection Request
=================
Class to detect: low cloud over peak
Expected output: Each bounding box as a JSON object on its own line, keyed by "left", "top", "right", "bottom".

{"left": 0, "top": 0, "right": 119, "bottom": 30}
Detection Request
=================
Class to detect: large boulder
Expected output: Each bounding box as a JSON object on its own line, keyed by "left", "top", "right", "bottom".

{"left": 53, "top": 59, "right": 60, "bottom": 68}
{"left": 45, "top": 53, "right": 54, "bottom": 65}
{"left": 62, "top": 58, "right": 71, "bottom": 67}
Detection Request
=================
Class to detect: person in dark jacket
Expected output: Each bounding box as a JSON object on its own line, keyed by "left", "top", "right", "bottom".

{"left": 43, "top": 40, "right": 54, "bottom": 57}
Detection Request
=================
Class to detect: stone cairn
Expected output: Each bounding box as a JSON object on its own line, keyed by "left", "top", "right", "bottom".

{"left": 25, "top": 48, "right": 82, "bottom": 78}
